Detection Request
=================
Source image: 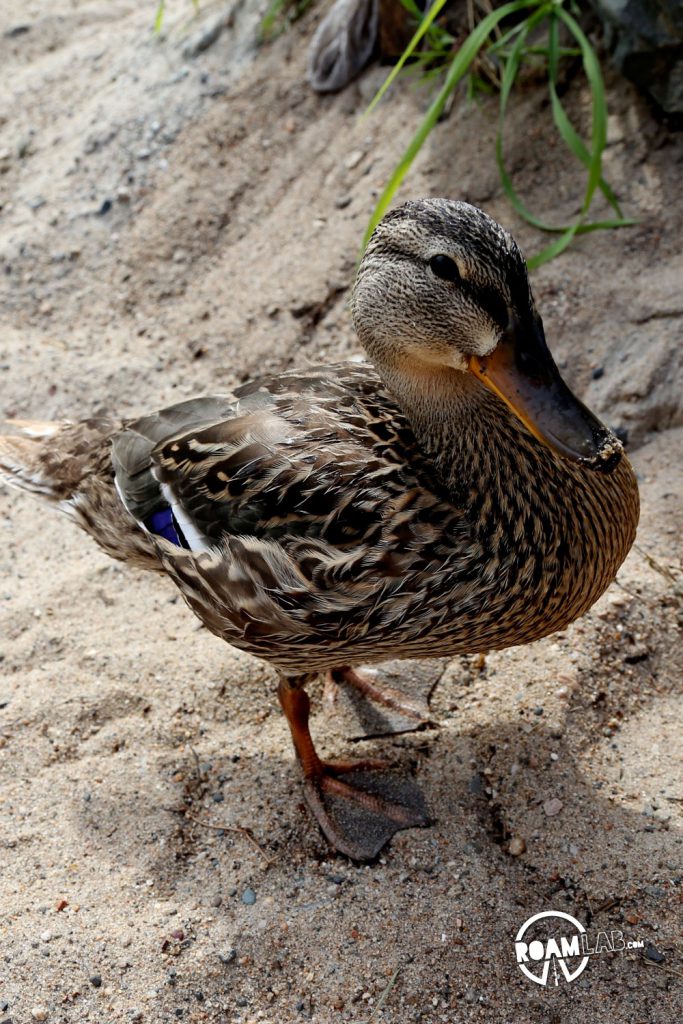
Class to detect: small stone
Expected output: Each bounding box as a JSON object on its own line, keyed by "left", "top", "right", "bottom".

{"left": 241, "top": 888, "right": 256, "bottom": 906}
{"left": 31, "top": 1010, "right": 48, "bottom": 1022}
{"left": 334, "top": 195, "right": 352, "bottom": 209}
{"left": 591, "top": 366, "right": 605, "bottom": 380}
{"left": 543, "top": 798, "right": 563, "bottom": 817}
{"left": 40, "top": 930, "right": 51, "bottom": 943}
{"left": 344, "top": 150, "right": 364, "bottom": 170}
{"left": 508, "top": 836, "right": 526, "bottom": 856}
{"left": 468, "top": 774, "right": 483, "bottom": 794}
{"left": 90, "top": 974, "right": 102, "bottom": 988}
{"left": 643, "top": 944, "right": 665, "bottom": 964}
{"left": 211, "top": 894, "right": 222, "bottom": 907}
{"left": 97, "top": 198, "right": 112, "bottom": 216}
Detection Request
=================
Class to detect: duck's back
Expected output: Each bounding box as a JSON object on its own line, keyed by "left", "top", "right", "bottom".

{"left": 111, "top": 364, "right": 451, "bottom": 550}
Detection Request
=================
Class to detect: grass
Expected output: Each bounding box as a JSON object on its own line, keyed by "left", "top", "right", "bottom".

{"left": 261, "top": 0, "right": 316, "bottom": 40}
{"left": 363, "top": 0, "right": 634, "bottom": 267}
{"left": 153, "top": 0, "right": 200, "bottom": 33}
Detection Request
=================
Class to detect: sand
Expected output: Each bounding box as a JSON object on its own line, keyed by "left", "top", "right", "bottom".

{"left": 0, "top": 2, "right": 681, "bottom": 1022}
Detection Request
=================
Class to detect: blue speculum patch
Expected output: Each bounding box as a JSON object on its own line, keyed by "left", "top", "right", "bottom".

{"left": 145, "top": 506, "right": 185, "bottom": 547}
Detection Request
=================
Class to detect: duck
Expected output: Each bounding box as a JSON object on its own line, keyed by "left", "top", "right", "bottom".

{"left": 0, "top": 199, "right": 639, "bottom": 860}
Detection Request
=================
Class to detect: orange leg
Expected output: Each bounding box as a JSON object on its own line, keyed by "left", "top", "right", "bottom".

{"left": 277, "top": 676, "right": 430, "bottom": 860}
{"left": 328, "top": 665, "right": 432, "bottom": 722}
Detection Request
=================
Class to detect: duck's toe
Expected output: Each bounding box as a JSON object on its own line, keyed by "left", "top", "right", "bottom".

{"left": 303, "top": 760, "right": 430, "bottom": 861}
{"left": 327, "top": 661, "right": 444, "bottom": 736}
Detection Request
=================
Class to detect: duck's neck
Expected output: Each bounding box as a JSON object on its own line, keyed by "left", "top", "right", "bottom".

{"left": 376, "top": 353, "right": 639, "bottom": 645}
{"left": 377, "top": 359, "right": 493, "bottom": 491}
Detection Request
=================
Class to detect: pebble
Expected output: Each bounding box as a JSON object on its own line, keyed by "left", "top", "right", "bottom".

{"left": 89, "top": 974, "right": 102, "bottom": 987}
{"left": 31, "top": 1010, "right": 48, "bottom": 1022}
{"left": 468, "top": 774, "right": 483, "bottom": 794}
{"left": 241, "top": 888, "right": 256, "bottom": 905}
{"left": 644, "top": 944, "right": 665, "bottom": 964}
{"left": 508, "top": 836, "right": 526, "bottom": 856}
{"left": 344, "top": 150, "right": 364, "bottom": 170}
{"left": 97, "top": 198, "right": 112, "bottom": 216}
{"left": 39, "top": 930, "right": 51, "bottom": 943}
{"left": 543, "top": 798, "right": 563, "bottom": 817}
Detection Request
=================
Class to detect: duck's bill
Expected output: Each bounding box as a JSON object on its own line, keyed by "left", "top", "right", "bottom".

{"left": 468, "top": 314, "right": 623, "bottom": 472}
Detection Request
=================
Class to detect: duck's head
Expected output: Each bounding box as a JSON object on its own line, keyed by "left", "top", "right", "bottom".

{"left": 352, "top": 198, "right": 622, "bottom": 472}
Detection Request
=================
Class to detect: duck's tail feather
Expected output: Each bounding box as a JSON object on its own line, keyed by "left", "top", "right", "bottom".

{"left": 0, "top": 416, "right": 164, "bottom": 570}
{"left": 0, "top": 420, "right": 72, "bottom": 498}
{"left": 0, "top": 417, "right": 113, "bottom": 502}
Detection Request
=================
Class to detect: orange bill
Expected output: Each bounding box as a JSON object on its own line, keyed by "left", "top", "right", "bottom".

{"left": 468, "top": 313, "right": 622, "bottom": 472}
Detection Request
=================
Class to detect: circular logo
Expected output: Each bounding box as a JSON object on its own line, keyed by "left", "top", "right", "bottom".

{"left": 515, "top": 910, "right": 589, "bottom": 986}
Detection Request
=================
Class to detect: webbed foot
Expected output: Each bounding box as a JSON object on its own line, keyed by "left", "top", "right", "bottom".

{"left": 278, "top": 676, "right": 430, "bottom": 860}
{"left": 303, "top": 759, "right": 430, "bottom": 861}
{"left": 325, "top": 660, "right": 446, "bottom": 737}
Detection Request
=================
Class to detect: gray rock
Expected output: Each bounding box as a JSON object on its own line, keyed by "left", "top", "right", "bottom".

{"left": 589, "top": 0, "right": 683, "bottom": 115}
{"left": 308, "top": 0, "right": 378, "bottom": 94}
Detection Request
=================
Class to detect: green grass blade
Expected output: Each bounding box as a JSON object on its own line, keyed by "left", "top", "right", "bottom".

{"left": 363, "top": 0, "right": 536, "bottom": 250}
{"left": 366, "top": 0, "right": 451, "bottom": 116}
{"left": 261, "top": 0, "right": 285, "bottom": 39}
{"left": 555, "top": 6, "right": 607, "bottom": 215}
{"left": 527, "top": 224, "right": 579, "bottom": 267}
{"left": 154, "top": 0, "right": 166, "bottom": 34}
{"left": 547, "top": 14, "right": 622, "bottom": 215}
{"left": 495, "top": 6, "right": 569, "bottom": 233}
{"left": 528, "top": 213, "right": 635, "bottom": 268}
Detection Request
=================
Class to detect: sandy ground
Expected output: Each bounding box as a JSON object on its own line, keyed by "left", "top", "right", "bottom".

{"left": 0, "top": 2, "right": 682, "bottom": 1022}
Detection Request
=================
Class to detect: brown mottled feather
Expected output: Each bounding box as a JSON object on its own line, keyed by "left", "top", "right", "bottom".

{"left": 0, "top": 199, "right": 639, "bottom": 683}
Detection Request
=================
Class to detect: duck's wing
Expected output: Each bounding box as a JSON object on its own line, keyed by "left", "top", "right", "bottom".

{"left": 111, "top": 366, "right": 464, "bottom": 662}
{"left": 111, "top": 366, "right": 434, "bottom": 555}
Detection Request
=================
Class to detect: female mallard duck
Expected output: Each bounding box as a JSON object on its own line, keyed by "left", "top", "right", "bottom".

{"left": 0, "top": 200, "right": 639, "bottom": 860}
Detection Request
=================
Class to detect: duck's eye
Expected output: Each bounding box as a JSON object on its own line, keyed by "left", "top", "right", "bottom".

{"left": 429, "top": 255, "right": 460, "bottom": 282}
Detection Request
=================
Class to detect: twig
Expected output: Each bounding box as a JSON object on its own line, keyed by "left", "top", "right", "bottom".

{"left": 641, "top": 957, "right": 683, "bottom": 980}
{"left": 370, "top": 964, "right": 402, "bottom": 1020}
{"left": 593, "top": 897, "right": 620, "bottom": 914}
{"left": 613, "top": 578, "right": 642, "bottom": 602}
{"left": 189, "top": 745, "right": 203, "bottom": 784}
{"left": 178, "top": 809, "right": 276, "bottom": 866}
{"left": 634, "top": 543, "right": 679, "bottom": 583}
